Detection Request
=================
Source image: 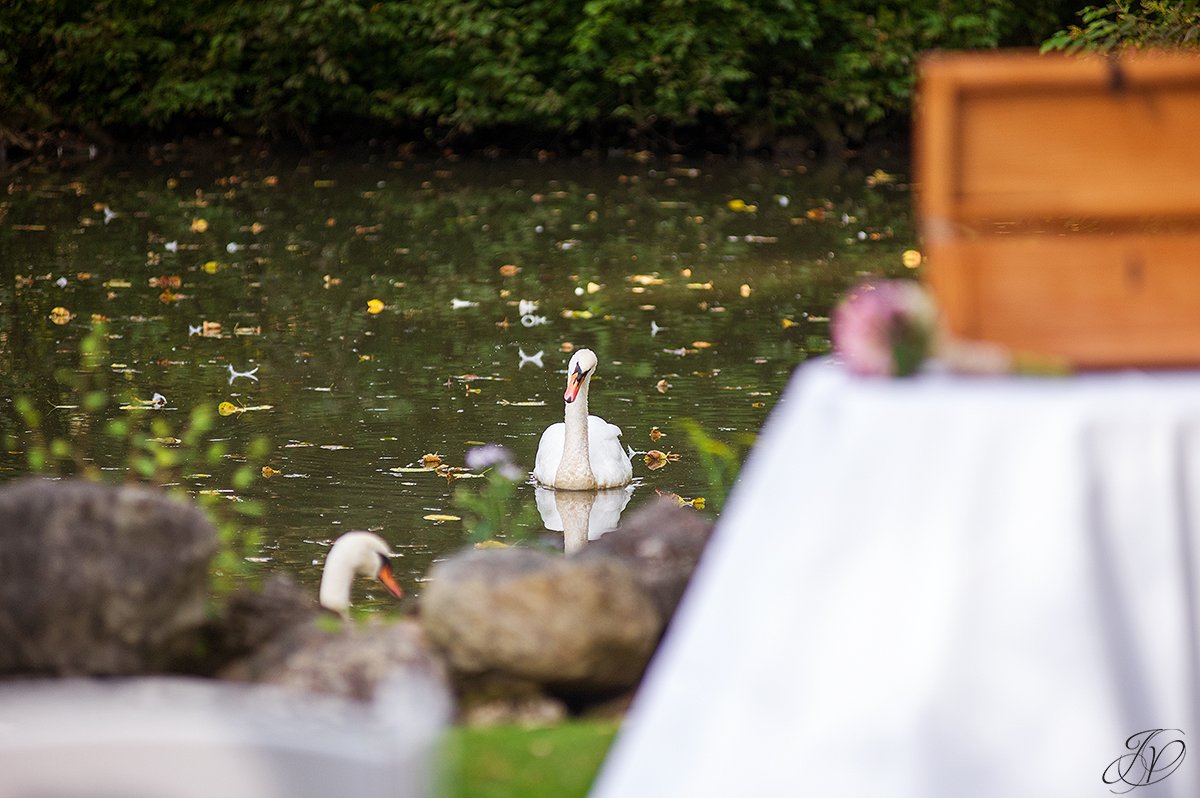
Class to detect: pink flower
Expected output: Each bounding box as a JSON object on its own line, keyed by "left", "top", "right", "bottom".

{"left": 831, "top": 280, "right": 938, "bottom": 376}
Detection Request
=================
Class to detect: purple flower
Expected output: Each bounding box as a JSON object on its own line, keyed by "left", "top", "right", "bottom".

{"left": 831, "top": 280, "right": 938, "bottom": 377}
{"left": 465, "top": 444, "right": 524, "bottom": 480}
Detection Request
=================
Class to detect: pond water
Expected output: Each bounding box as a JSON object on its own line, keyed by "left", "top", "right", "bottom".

{"left": 0, "top": 143, "right": 915, "bottom": 610}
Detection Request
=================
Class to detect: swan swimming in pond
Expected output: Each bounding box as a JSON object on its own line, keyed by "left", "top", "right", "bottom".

{"left": 533, "top": 348, "right": 633, "bottom": 490}
{"left": 318, "top": 531, "right": 405, "bottom": 618}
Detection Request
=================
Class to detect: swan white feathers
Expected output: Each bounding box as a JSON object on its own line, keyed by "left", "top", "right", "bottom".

{"left": 318, "top": 531, "right": 405, "bottom": 617}
{"left": 533, "top": 348, "right": 633, "bottom": 490}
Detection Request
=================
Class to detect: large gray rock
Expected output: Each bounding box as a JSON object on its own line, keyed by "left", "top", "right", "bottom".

{"left": 578, "top": 497, "right": 714, "bottom": 626}
{"left": 0, "top": 478, "right": 218, "bottom": 676}
{"left": 219, "top": 615, "right": 449, "bottom": 704}
{"left": 421, "top": 547, "right": 661, "bottom": 694}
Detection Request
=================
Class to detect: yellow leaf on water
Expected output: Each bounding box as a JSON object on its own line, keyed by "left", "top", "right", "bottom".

{"left": 655, "top": 379, "right": 671, "bottom": 394}
{"left": 261, "top": 466, "right": 281, "bottom": 478}
{"left": 190, "top": 218, "right": 209, "bottom": 233}
{"left": 218, "top": 402, "right": 239, "bottom": 416}
{"left": 649, "top": 427, "right": 665, "bottom": 441}
{"left": 781, "top": 318, "right": 798, "bottom": 329}
{"left": 49, "top": 306, "right": 72, "bottom": 325}
{"left": 367, "top": 298, "right": 385, "bottom": 314}
{"left": 475, "top": 540, "right": 511, "bottom": 549}
{"left": 421, "top": 453, "right": 443, "bottom": 468}
{"left": 902, "top": 249, "right": 923, "bottom": 269}
{"left": 202, "top": 261, "right": 219, "bottom": 274}
{"left": 628, "top": 274, "right": 665, "bottom": 286}
{"left": 423, "top": 514, "right": 462, "bottom": 522}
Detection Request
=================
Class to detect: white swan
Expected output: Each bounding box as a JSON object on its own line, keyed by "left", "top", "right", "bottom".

{"left": 318, "top": 531, "right": 405, "bottom": 618}
{"left": 533, "top": 348, "right": 633, "bottom": 490}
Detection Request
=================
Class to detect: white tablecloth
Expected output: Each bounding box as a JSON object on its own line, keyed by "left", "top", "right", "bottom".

{"left": 592, "top": 359, "right": 1200, "bottom": 797}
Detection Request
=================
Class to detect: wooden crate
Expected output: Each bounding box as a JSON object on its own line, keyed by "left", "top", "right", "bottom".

{"left": 916, "top": 50, "right": 1200, "bottom": 367}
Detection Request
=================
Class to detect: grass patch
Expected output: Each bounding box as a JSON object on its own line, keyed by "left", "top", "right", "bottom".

{"left": 438, "top": 721, "right": 619, "bottom": 798}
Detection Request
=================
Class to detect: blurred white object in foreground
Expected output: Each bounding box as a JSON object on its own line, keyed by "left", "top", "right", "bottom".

{"left": 0, "top": 675, "right": 449, "bottom": 798}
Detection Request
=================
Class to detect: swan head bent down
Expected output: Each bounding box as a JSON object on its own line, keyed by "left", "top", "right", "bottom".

{"left": 318, "top": 531, "right": 405, "bottom": 618}
{"left": 533, "top": 348, "right": 633, "bottom": 491}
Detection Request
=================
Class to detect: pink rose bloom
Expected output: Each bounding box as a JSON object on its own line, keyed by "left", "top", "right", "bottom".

{"left": 831, "top": 280, "right": 938, "bottom": 376}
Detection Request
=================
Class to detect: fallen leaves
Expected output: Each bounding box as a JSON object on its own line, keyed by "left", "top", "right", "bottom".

{"left": 218, "top": 400, "right": 274, "bottom": 416}
{"left": 644, "top": 449, "right": 681, "bottom": 470}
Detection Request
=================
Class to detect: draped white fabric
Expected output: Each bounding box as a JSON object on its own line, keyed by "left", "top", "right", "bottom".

{"left": 592, "top": 359, "right": 1200, "bottom": 798}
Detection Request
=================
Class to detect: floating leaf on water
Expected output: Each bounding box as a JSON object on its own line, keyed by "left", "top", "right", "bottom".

{"left": 474, "top": 540, "right": 511, "bottom": 549}
{"left": 655, "top": 379, "right": 671, "bottom": 394}
{"left": 781, "top": 318, "right": 798, "bottom": 329}
{"left": 323, "top": 274, "right": 342, "bottom": 288}
{"left": 320, "top": 444, "right": 351, "bottom": 450}
{"left": 649, "top": 427, "right": 665, "bottom": 441}
{"left": 727, "top": 199, "right": 757, "bottom": 213}
{"left": 866, "top": 169, "right": 897, "bottom": 187}
{"left": 49, "top": 306, "right": 72, "bottom": 325}
{"left": 644, "top": 449, "right": 681, "bottom": 470}
{"left": 390, "top": 466, "right": 436, "bottom": 473}
{"left": 218, "top": 401, "right": 239, "bottom": 416}
{"left": 102, "top": 279, "right": 132, "bottom": 289}
{"left": 740, "top": 283, "right": 752, "bottom": 298}
{"left": 190, "top": 218, "right": 209, "bottom": 233}
{"left": 586, "top": 282, "right": 602, "bottom": 294}
{"left": 902, "top": 249, "right": 923, "bottom": 269}
{"left": 560, "top": 342, "right": 575, "bottom": 353}
{"left": 12, "top": 224, "right": 47, "bottom": 232}
{"left": 561, "top": 309, "right": 594, "bottom": 319}
{"left": 148, "top": 276, "right": 182, "bottom": 289}
{"left": 421, "top": 453, "right": 443, "bottom": 468}
{"left": 628, "top": 274, "right": 665, "bottom": 286}
{"left": 367, "top": 298, "right": 385, "bottom": 314}
{"left": 150, "top": 437, "right": 182, "bottom": 445}
{"left": 743, "top": 235, "right": 778, "bottom": 244}
{"left": 499, "top": 264, "right": 521, "bottom": 276}
{"left": 261, "top": 466, "right": 281, "bottom": 478}
{"left": 692, "top": 341, "right": 713, "bottom": 349}
{"left": 686, "top": 282, "right": 713, "bottom": 291}
{"left": 202, "top": 261, "right": 219, "bottom": 274}
{"left": 423, "top": 513, "right": 462, "bottom": 522}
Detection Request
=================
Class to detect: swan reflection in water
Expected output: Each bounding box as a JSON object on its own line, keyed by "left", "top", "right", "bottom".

{"left": 535, "top": 485, "right": 633, "bottom": 553}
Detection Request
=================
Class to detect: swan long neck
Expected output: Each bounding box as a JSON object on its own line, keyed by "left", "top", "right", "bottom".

{"left": 318, "top": 567, "right": 352, "bottom": 617}
{"left": 555, "top": 377, "right": 597, "bottom": 489}
{"left": 319, "top": 547, "right": 356, "bottom": 617}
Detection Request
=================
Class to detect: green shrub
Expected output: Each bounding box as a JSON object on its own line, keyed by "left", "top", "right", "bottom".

{"left": 1042, "top": 1, "right": 1200, "bottom": 52}
{"left": 0, "top": 0, "right": 1073, "bottom": 148}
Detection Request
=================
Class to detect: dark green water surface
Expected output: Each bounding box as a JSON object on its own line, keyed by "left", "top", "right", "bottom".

{"left": 0, "top": 144, "right": 915, "bottom": 607}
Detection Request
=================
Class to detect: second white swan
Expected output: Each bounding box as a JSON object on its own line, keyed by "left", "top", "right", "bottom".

{"left": 533, "top": 348, "right": 633, "bottom": 490}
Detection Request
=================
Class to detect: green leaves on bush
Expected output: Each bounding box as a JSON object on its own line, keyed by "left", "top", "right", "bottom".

{"left": 0, "top": 0, "right": 1071, "bottom": 148}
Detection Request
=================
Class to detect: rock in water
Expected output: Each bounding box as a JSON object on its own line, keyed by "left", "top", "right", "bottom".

{"left": 0, "top": 479, "right": 217, "bottom": 676}
{"left": 421, "top": 547, "right": 661, "bottom": 695}
{"left": 577, "top": 497, "right": 714, "bottom": 627}
{"left": 220, "top": 616, "right": 449, "bottom": 704}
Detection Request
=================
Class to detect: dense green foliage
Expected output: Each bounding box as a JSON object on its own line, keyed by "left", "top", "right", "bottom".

{"left": 1042, "top": 1, "right": 1200, "bottom": 52}
{"left": 0, "top": 0, "right": 1070, "bottom": 150}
